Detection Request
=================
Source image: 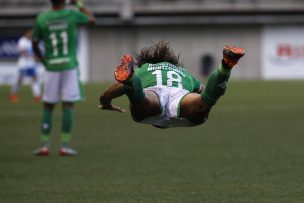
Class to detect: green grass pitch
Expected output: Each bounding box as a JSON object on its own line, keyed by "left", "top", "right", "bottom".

{"left": 1, "top": 81, "right": 304, "bottom": 203}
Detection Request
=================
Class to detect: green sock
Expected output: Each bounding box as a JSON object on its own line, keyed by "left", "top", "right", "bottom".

{"left": 61, "top": 108, "right": 73, "bottom": 145}
{"left": 40, "top": 108, "right": 53, "bottom": 145}
{"left": 61, "top": 133, "right": 72, "bottom": 147}
{"left": 123, "top": 75, "right": 145, "bottom": 104}
{"left": 202, "top": 64, "right": 231, "bottom": 106}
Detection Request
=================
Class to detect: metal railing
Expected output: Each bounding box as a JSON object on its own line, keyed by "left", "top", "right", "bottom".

{"left": 0, "top": 0, "right": 304, "bottom": 9}
{"left": 0, "top": 0, "right": 304, "bottom": 17}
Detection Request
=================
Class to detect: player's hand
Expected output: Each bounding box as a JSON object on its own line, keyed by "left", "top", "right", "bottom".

{"left": 98, "top": 105, "right": 125, "bottom": 113}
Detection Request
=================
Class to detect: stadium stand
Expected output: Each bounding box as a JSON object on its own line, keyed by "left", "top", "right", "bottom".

{"left": 1, "top": 0, "right": 304, "bottom": 15}
{"left": 0, "top": 0, "right": 303, "bottom": 24}
{"left": 0, "top": 0, "right": 304, "bottom": 26}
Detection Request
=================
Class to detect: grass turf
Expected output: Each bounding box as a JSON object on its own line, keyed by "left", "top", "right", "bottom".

{"left": 0, "top": 81, "right": 304, "bottom": 203}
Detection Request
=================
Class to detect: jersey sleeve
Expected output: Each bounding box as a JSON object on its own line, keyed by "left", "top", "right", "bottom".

{"left": 71, "top": 10, "right": 90, "bottom": 25}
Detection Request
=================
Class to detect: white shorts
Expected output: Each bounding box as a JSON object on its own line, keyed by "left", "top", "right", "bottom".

{"left": 43, "top": 69, "right": 83, "bottom": 103}
{"left": 141, "top": 86, "right": 198, "bottom": 128}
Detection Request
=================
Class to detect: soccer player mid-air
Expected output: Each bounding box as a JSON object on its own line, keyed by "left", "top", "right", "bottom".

{"left": 99, "top": 41, "right": 245, "bottom": 128}
{"left": 32, "top": 0, "right": 95, "bottom": 156}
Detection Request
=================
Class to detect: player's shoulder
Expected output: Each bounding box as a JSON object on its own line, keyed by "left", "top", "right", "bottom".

{"left": 36, "top": 10, "right": 51, "bottom": 18}
{"left": 65, "top": 9, "right": 82, "bottom": 16}
{"left": 35, "top": 10, "right": 53, "bottom": 23}
{"left": 138, "top": 63, "right": 149, "bottom": 68}
{"left": 18, "top": 37, "right": 28, "bottom": 44}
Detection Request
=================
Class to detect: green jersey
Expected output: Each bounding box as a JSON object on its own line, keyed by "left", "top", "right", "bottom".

{"left": 32, "top": 9, "right": 89, "bottom": 71}
{"left": 135, "top": 62, "right": 201, "bottom": 92}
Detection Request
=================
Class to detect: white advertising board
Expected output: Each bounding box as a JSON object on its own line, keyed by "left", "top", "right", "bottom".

{"left": 262, "top": 26, "right": 304, "bottom": 79}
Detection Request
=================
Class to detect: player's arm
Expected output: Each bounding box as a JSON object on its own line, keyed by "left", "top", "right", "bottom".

{"left": 32, "top": 17, "right": 45, "bottom": 65}
{"left": 72, "top": 0, "right": 96, "bottom": 24}
{"left": 32, "top": 40, "right": 46, "bottom": 66}
{"left": 99, "top": 82, "right": 126, "bottom": 113}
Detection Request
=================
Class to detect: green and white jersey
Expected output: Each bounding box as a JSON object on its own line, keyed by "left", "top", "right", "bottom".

{"left": 135, "top": 62, "right": 201, "bottom": 92}
{"left": 32, "top": 9, "right": 89, "bottom": 71}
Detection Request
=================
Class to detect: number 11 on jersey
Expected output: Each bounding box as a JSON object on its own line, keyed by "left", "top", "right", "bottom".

{"left": 49, "top": 31, "right": 69, "bottom": 57}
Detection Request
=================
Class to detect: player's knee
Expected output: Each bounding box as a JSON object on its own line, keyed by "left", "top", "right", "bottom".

{"left": 189, "top": 115, "right": 209, "bottom": 125}
{"left": 188, "top": 105, "right": 211, "bottom": 125}
{"left": 62, "top": 102, "right": 74, "bottom": 109}
{"left": 131, "top": 113, "right": 143, "bottom": 123}
{"left": 130, "top": 105, "right": 146, "bottom": 122}
{"left": 44, "top": 102, "right": 55, "bottom": 110}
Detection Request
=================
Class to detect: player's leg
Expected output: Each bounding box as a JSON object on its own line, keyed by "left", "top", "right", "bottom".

{"left": 202, "top": 46, "right": 245, "bottom": 105}
{"left": 179, "top": 93, "right": 211, "bottom": 124}
{"left": 60, "top": 102, "right": 77, "bottom": 156}
{"left": 34, "top": 71, "right": 60, "bottom": 156}
{"left": 9, "top": 69, "right": 24, "bottom": 103}
{"left": 33, "top": 102, "right": 56, "bottom": 156}
{"left": 129, "top": 90, "right": 161, "bottom": 122}
{"left": 114, "top": 55, "right": 161, "bottom": 122}
{"left": 59, "top": 69, "right": 82, "bottom": 156}
{"left": 180, "top": 45, "right": 245, "bottom": 124}
{"left": 29, "top": 67, "right": 41, "bottom": 102}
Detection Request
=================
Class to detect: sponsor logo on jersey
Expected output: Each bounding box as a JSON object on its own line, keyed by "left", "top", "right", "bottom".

{"left": 48, "top": 20, "right": 68, "bottom": 31}
{"left": 147, "top": 63, "right": 186, "bottom": 77}
{"left": 49, "top": 57, "right": 71, "bottom": 65}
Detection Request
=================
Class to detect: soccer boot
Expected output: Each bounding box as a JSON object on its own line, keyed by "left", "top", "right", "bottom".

{"left": 223, "top": 45, "right": 245, "bottom": 68}
{"left": 114, "top": 54, "right": 134, "bottom": 83}
{"left": 9, "top": 94, "right": 19, "bottom": 103}
{"left": 59, "top": 147, "right": 78, "bottom": 156}
{"left": 33, "top": 146, "right": 49, "bottom": 156}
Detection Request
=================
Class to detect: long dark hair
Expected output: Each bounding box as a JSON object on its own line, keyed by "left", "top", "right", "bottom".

{"left": 136, "top": 41, "right": 183, "bottom": 67}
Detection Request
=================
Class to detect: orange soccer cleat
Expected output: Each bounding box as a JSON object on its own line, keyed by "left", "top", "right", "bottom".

{"left": 223, "top": 45, "right": 245, "bottom": 68}
{"left": 34, "top": 96, "right": 42, "bottom": 103}
{"left": 114, "top": 54, "right": 134, "bottom": 83}
{"left": 9, "top": 94, "right": 19, "bottom": 103}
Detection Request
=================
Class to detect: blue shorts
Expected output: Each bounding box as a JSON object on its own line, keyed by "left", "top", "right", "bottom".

{"left": 19, "top": 67, "right": 37, "bottom": 77}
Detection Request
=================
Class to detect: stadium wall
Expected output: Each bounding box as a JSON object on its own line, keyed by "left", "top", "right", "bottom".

{"left": 1, "top": 0, "right": 304, "bottom": 83}
{"left": 1, "top": 23, "right": 304, "bottom": 83}
{"left": 88, "top": 24, "right": 262, "bottom": 82}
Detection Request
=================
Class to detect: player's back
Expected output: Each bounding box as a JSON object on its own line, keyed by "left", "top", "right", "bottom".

{"left": 33, "top": 9, "right": 89, "bottom": 71}
{"left": 135, "top": 62, "right": 201, "bottom": 92}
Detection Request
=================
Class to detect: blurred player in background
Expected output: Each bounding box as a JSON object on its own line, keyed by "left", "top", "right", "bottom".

{"left": 99, "top": 41, "right": 245, "bottom": 128}
{"left": 32, "top": 0, "right": 95, "bottom": 156}
{"left": 9, "top": 29, "right": 41, "bottom": 103}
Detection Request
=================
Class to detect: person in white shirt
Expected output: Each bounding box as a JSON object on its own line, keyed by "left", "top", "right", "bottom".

{"left": 9, "top": 29, "right": 41, "bottom": 103}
